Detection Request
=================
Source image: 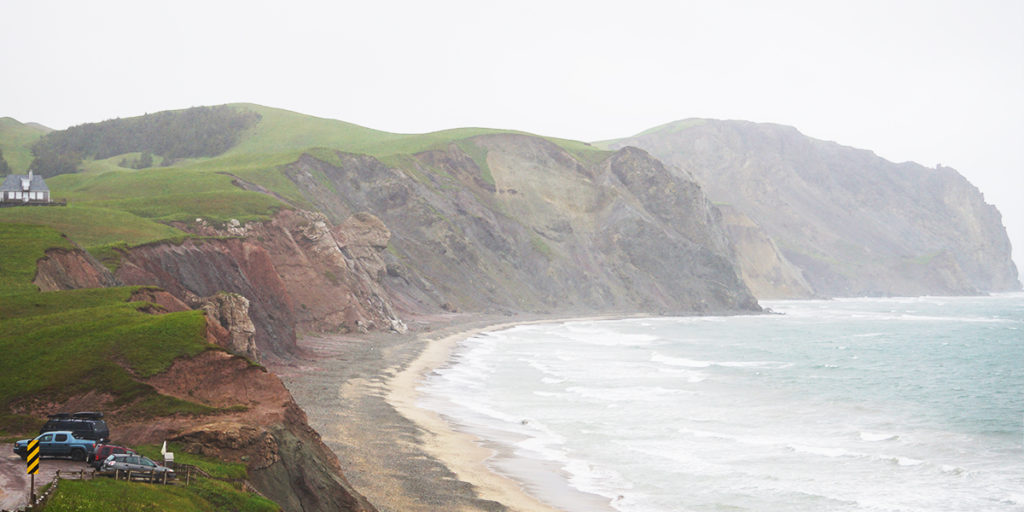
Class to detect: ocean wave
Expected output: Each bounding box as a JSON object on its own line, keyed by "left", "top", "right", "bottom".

{"left": 651, "top": 353, "right": 712, "bottom": 367}
{"left": 787, "top": 444, "right": 852, "bottom": 458}
{"left": 562, "top": 459, "right": 634, "bottom": 500}
{"left": 651, "top": 352, "right": 790, "bottom": 370}
{"left": 858, "top": 431, "right": 900, "bottom": 442}
{"left": 656, "top": 367, "right": 708, "bottom": 382}
{"left": 445, "top": 396, "right": 526, "bottom": 425}
{"left": 888, "top": 455, "right": 924, "bottom": 466}
{"left": 896, "top": 314, "right": 1013, "bottom": 324}
{"left": 561, "top": 324, "right": 660, "bottom": 346}
{"left": 566, "top": 385, "right": 684, "bottom": 402}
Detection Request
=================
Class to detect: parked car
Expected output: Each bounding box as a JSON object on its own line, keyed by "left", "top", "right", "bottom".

{"left": 89, "top": 444, "right": 138, "bottom": 469}
{"left": 13, "top": 431, "right": 97, "bottom": 462}
{"left": 40, "top": 412, "right": 109, "bottom": 442}
{"left": 99, "top": 453, "right": 175, "bottom": 479}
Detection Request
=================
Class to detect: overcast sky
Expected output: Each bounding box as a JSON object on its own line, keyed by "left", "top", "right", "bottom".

{"left": 3, "top": 0, "right": 1022, "bottom": 273}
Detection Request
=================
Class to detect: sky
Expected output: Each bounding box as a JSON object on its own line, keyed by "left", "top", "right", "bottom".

{"left": 2, "top": 0, "right": 1023, "bottom": 274}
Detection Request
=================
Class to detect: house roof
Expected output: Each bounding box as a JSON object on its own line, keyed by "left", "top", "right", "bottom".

{"left": 0, "top": 173, "right": 49, "bottom": 193}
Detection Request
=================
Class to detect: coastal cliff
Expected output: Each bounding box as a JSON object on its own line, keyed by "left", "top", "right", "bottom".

{"left": 28, "top": 243, "right": 378, "bottom": 512}
{"left": 10, "top": 103, "right": 1020, "bottom": 511}
{"left": 113, "top": 209, "right": 406, "bottom": 359}
{"left": 281, "top": 134, "right": 759, "bottom": 316}
{"left": 606, "top": 120, "right": 1021, "bottom": 297}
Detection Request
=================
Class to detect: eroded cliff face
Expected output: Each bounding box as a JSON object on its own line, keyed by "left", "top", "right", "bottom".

{"left": 115, "top": 236, "right": 299, "bottom": 357}
{"left": 33, "top": 247, "right": 121, "bottom": 291}
{"left": 114, "top": 209, "right": 405, "bottom": 359}
{"left": 141, "top": 350, "right": 376, "bottom": 512}
{"left": 717, "top": 205, "right": 815, "bottom": 300}
{"left": 609, "top": 120, "right": 1021, "bottom": 297}
{"left": 30, "top": 222, "right": 380, "bottom": 511}
{"left": 279, "top": 134, "right": 760, "bottom": 316}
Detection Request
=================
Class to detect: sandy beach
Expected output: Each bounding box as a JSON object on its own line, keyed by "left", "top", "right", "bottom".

{"left": 272, "top": 313, "right": 616, "bottom": 512}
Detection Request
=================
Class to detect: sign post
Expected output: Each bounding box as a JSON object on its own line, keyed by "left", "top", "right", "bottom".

{"left": 26, "top": 438, "right": 39, "bottom": 504}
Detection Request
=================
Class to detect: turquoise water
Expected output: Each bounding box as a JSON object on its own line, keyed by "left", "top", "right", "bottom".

{"left": 419, "top": 295, "right": 1024, "bottom": 511}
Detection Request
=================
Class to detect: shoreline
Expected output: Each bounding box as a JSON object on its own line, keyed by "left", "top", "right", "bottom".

{"left": 386, "top": 318, "right": 618, "bottom": 512}
{"left": 274, "top": 313, "right": 626, "bottom": 512}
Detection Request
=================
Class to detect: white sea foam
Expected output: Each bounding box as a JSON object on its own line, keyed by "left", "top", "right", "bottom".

{"left": 787, "top": 444, "right": 852, "bottom": 458}
{"left": 566, "top": 385, "right": 683, "bottom": 402}
{"left": 859, "top": 431, "right": 900, "bottom": 442}
{"left": 651, "top": 352, "right": 789, "bottom": 370}
{"left": 419, "top": 295, "right": 1024, "bottom": 512}
{"left": 650, "top": 353, "right": 711, "bottom": 367}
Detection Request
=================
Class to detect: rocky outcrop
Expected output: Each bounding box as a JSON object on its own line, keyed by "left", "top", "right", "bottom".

{"left": 280, "top": 134, "right": 760, "bottom": 316}
{"left": 115, "top": 237, "right": 298, "bottom": 357}
{"left": 717, "top": 205, "right": 815, "bottom": 299}
{"left": 33, "top": 247, "right": 121, "bottom": 291}
{"left": 201, "top": 292, "right": 261, "bottom": 363}
{"left": 608, "top": 120, "right": 1021, "bottom": 297}
{"left": 114, "top": 208, "right": 406, "bottom": 358}
{"left": 140, "top": 350, "right": 376, "bottom": 512}
{"left": 250, "top": 423, "right": 377, "bottom": 512}
{"left": 256, "top": 210, "right": 406, "bottom": 336}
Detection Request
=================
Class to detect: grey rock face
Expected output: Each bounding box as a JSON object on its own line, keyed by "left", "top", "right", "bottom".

{"left": 280, "top": 133, "right": 760, "bottom": 316}
{"left": 609, "top": 120, "right": 1020, "bottom": 297}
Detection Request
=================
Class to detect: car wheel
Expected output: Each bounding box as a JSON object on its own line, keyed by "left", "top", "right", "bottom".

{"left": 71, "top": 449, "right": 86, "bottom": 462}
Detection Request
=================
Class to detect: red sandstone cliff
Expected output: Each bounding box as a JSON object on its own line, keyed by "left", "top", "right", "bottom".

{"left": 113, "top": 209, "right": 405, "bottom": 359}
{"left": 29, "top": 212, "right": 388, "bottom": 512}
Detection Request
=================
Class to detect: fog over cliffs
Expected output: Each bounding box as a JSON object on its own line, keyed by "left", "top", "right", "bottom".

{"left": 605, "top": 119, "right": 1021, "bottom": 298}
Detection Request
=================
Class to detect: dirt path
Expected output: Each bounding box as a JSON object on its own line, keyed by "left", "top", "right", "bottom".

{"left": 0, "top": 454, "right": 88, "bottom": 510}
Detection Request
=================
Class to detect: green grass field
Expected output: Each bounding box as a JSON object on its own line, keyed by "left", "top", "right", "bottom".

{"left": 42, "top": 475, "right": 278, "bottom": 512}
{"left": 0, "top": 116, "right": 49, "bottom": 172}
{"left": 0, "top": 224, "right": 222, "bottom": 436}
{"left": 137, "top": 444, "right": 247, "bottom": 480}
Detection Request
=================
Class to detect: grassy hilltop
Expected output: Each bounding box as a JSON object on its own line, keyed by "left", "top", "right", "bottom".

{"left": 0, "top": 104, "right": 605, "bottom": 260}
{"left": 0, "top": 223, "right": 217, "bottom": 436}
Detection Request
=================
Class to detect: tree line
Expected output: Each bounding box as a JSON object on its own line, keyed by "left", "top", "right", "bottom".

{"left": 29, "top": 106, "right": 262, "bottom": 177}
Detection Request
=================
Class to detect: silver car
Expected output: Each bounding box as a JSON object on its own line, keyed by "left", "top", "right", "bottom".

{"left": 99, "top": 453, "right": 175, "bottom": 479}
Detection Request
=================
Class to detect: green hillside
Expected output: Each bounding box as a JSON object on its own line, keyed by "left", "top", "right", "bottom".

{"left": 0, "top": 223, "right": 220, "bottom": 437}
{"left": 0, "top": 103, "right": 608, "bottom": 265}
{"left": 0, "top": 117, "right": 49, "bottom": 172}
{"left": 229, "top": 103, "right": 609, "bottom": 161}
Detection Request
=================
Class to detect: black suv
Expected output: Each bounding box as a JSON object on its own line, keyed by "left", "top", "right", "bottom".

{"left": 40, "top": 412, "right": 109, "bottom": 442}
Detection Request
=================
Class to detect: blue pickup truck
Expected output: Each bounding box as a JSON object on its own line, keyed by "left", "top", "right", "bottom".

{"left": 13, "top": 431, "right": 96, "bottom": 462}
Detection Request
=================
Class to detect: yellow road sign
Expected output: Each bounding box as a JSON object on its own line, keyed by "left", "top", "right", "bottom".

{"left": 26, "top": 439, "right": 39, "bottom": 475}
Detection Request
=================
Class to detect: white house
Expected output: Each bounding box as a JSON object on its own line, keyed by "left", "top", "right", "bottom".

{"left": 0, "top": 170, "right": 50, "bottom": 203}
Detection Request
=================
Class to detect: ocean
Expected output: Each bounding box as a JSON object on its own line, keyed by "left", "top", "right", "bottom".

{"left": 418, "top": 295, "right": 1024, "bottom": 512}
